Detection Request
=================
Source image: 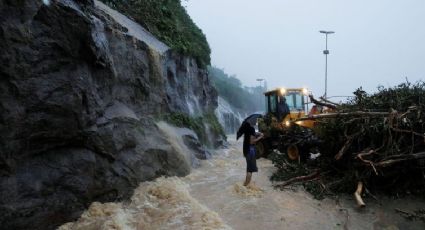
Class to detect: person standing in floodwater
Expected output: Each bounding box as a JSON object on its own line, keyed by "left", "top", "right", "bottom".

{"left": 237, "top": 121, "right": 264, "bottom": 186}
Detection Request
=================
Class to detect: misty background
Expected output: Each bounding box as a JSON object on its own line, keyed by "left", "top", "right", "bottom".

{"left": 185, "top": 0, "right": 425, "bottom": 101}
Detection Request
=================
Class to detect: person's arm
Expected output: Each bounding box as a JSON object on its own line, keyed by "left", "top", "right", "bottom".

{"left": 250, "top": 132, "right": 264, "bottom": 145}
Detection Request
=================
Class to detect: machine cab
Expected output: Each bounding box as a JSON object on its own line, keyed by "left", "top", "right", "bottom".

{"left": 264, "top": 88, "right": 309, "bottom": 122}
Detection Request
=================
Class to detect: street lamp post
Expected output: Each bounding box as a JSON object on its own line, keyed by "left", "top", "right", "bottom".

{"left": 319, "top": 30, "right": 335, "bottom": 99}
{"left": 256, "top": 78, "right": 265, "bottom": 111}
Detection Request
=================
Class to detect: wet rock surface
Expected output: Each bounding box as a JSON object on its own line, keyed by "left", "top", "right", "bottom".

{"left": 183, "top": 134, "right": 212, "bottom": 160}
{"left": 0, "top": 0, "right": 217, "bottom": 229}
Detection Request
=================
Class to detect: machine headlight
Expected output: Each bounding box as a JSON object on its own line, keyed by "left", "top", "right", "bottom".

{"left": 285, "top": 120, "right": 291, "bottom": 127}
{"left": 280, "top": 88, "right": 286, "bottom": 95}
{"left": 295, "top": 121, "right": 303, "bottom": 126}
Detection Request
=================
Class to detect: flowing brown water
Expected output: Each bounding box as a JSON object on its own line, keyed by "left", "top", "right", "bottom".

{"left": 60, "top": 135, "right": 425, "bottom": 230}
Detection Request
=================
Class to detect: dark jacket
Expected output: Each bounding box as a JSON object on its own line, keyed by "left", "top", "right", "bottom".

{"left": 237, "top": 121, "right": 255, "bottom": 156}
{"left": 278, "top": 101, "right": 290, "bottom": 121}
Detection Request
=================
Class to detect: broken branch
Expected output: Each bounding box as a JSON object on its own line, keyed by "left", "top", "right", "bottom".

{"left": 354, "top": 181, "right": 366, "bottom": 208}
{"left": 274, "top": 170, "right": 320, "bottom": 187}
{"left": 309, "top": 95, "right": 337, "bottom": 109}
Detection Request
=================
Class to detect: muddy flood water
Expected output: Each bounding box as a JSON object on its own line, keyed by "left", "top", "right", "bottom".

{"left": 60, "top": 135, "right": 425, "bottom": 230}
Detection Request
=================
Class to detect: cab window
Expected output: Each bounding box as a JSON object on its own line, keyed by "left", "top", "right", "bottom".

{"left": 294, "top": 93, "right": 304, "bottom": 111}
{"left": 269, "top": 94, "right": 277, "bottom": 113}
{"left": 285, "top": 92, "right": 304, "bottom": 111}
{"left": 285, "top": 94, "right": 295, "bottom": 110}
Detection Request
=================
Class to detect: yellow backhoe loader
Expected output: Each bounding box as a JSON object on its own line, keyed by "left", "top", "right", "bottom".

{"left": 256, "top": 87, "right": 322, "bottom": 160}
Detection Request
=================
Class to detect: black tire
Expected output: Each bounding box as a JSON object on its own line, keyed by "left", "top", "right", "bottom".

{"left": 287, "top": 144, "right": 299, "bottom": 161}
{"left": 256, "top": 139, "right": 270, "bottom": 159}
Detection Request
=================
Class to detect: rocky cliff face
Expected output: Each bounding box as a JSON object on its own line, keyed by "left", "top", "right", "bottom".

{"left": 0, "top": 0, "right": 217, "bottom": 229}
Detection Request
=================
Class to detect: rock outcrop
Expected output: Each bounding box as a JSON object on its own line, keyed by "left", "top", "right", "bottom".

{"left": 0, "top": 0, "right": 217, "bottom": 229}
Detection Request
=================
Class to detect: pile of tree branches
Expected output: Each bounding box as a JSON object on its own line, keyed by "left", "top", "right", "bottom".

{"left": 271, "top": 81, "right": 425, "bottom": 205}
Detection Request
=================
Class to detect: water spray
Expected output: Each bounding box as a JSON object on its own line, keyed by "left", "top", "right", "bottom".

{"left": 42, "top": 0, "right": 50, "bottom": 6}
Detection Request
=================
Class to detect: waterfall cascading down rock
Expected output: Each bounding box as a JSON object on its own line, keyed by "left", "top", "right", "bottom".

{"left": 215, "top": 97, "right": 247, "bottom": 134}
{"left": 0, "top": 0, "right": 218, "bottom": 229}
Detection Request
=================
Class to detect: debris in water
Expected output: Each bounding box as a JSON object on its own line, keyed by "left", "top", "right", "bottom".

{"left": 214, "top": 159, "right": 229, "bottom": 168}
{"left": 233, "top": 182, "right": 264, "bottom": 198}
{"left": 58, "top": 177, "right": 231, "bottom": 230}
{"left": 58, "top": 202, "right": 132, "bottom": 230}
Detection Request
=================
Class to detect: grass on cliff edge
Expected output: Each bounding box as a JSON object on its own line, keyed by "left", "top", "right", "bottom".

{"left": 159, "top": 112, "right": 226, "bottom": 147}
{"left": 101, "top": 0, "right": 211, "bottom": 68}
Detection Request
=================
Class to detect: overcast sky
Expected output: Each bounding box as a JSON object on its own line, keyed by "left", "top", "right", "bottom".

{"left": 185, "top": 0, "right": 425, "bottom": 99}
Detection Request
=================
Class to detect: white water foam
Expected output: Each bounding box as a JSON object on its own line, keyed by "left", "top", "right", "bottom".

{"left": 58, "top": 177, "right": 231, "bottom": 230}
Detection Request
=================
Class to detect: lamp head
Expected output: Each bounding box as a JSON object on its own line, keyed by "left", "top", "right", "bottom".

{"left": 320, "top": 30, "right": 335, "bottom": 34}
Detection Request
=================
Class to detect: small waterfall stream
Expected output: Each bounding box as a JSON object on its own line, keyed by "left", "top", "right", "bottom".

{"left": 215, "top": 97, "right": 246, "bottom": 134}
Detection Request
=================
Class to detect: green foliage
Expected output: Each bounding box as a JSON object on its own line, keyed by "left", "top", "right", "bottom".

{"left": 347, "top": 81, "right": 425, "bottom": 111}
{"left": 101, "top": 0, "right": 210, "bottom": 68}
{"left": 160, "top": 112, "right": 204, "bottom": 142}
{"left": 160, "top": 112, "right": 225, "bottom": 147}
{"left": 203, "top": 112, "right": 226, "bottom": 139}
{"left": 208, "top": 66, "right": 264, "bottom": 112}
{"left": 319, "top": 80, "right": 425, "bottom": 157}
{"left": 269, "top": 151, "right": 307, "bottom": 181}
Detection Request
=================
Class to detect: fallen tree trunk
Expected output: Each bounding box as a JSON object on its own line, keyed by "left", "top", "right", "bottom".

{"left": 295, "top": 111, "right": 390, "bottom": 121}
